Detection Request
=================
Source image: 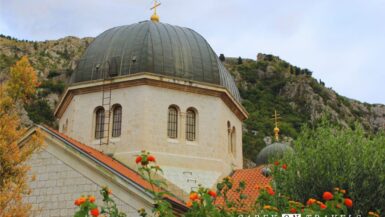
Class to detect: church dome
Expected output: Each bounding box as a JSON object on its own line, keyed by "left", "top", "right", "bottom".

{"left": 254, "top": 142, "right": 294, "bottom": 165}
{"left": 71, "top": 20, "right": 241, "bottom": 101}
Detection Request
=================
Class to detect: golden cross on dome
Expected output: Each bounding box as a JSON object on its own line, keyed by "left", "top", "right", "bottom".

{"left": 271, "top": 110, "right": 281, "bottom": 142}
{"left": 150, "top": 0, "right": 161, "bottom": 22}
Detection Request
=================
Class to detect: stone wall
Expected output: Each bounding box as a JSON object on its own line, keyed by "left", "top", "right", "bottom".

{"left": 25, "top": 149, "right": 139, "bottom": 217}
{"left": 59, "top": 83, "right": 243, "bottom": 181}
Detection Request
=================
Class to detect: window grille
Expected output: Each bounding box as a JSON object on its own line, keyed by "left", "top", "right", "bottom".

{"left": 186, "top": 109, "right": 196, "bottom": 141}
{"left": 168, "top": 106, "right": 178, "bottom": 138}
{"left": 112, "top": 105, "right": 122, "bottom": 137}
{"left": 231, "top": 127, "right": 236, "bottom": 155}
{"left": 95, "top": 108, "right": 105, "bottom": 139}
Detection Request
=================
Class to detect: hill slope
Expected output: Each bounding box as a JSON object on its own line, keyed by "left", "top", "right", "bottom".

{"left": 1, "top": 35, "right": 384, "bottom": 162}
{"left": 225, "top": 54, "right": 385, "bottom": 159}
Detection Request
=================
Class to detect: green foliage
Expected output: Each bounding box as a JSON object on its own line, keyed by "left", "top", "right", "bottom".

{"left": 234, "top": 60, "right": 310, "bottom": 160}
{"left": 25, "top": 99, "right": 55, "bottom": 126}
{"left": 237, "top": 57, "right": 243, "bottom": 65}
{"left": 135, "top": 151, "right": 176, "bottom": 217}
{"left": 0, "top": 54, "right": 17, "bottom": 72}
{"left": 56, "top": 45, "right": 71, "bottom": 60}
{"left": 39, "top": 80, "right": 66, "bottom": 95}
{"left": 47, "top": 70, "right": 61, "bottom": 78}
{"left": 272, "top": 120, "right": 385, "bottom": 215}
{"left": 74, "top": 187, "right": 126, "bottom": 217}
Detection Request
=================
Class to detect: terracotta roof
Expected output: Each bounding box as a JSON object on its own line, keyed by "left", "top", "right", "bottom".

{"left": 39, "top": 125, "right": 186, "bottom": 210}
{"left": 215, "top": 166, "right": 271, "bottom": 210}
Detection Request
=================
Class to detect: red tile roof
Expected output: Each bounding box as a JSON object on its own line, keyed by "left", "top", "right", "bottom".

{"left": 215, "top": 166, "right": 271, "bottom": 210}
{"left": 40, "top": 126, "right": 186, "bottom": 210}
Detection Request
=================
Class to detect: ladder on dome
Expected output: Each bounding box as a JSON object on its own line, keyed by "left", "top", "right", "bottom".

{"left": 100, "top": 66, "right": 113, "bottom": 148}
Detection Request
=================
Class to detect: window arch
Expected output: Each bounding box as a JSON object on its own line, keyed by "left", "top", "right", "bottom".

{"left": 112, "top": 105, "right": 122, "bottom": 137}
{"left": 168, "top": 106, "right": 179, "bottom": 139}
{"left": 95, "top": 107, "right": 105, "bottom": 139}
{"left": 230, "top": 127, "right": 236, "bottom": 155}
{"left": 186, "top": 108, "right": 197, "bottom": 141}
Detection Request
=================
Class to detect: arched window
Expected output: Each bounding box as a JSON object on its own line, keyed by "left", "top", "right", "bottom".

{"left": 168, "top": 106, "right": 178, "bottom": 139}
{"left": 112, "top": 105, "right": 122, "bottom": 137}
{"left": 230, "top": 127, "right": 236, "bottom": 155}
{"left": 186, "top": 108, "right": 197, "bottom": 141}
{"left": 95, "top": 107, "right": 105, "bottom": 139}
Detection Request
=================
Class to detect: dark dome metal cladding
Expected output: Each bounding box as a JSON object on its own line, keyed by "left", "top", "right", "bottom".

{"left": 71, "top": 21, "right": 241, "bottom": 102}
{"left": 254, "top": 143, "right": 294, "bottom": 166}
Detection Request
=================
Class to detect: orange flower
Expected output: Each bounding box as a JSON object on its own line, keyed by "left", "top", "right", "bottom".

{"left": 186, "top": 201, "right": 193, "bottom": 207}
{"left": 108, "top": 189, "right": 112, "bottom": 195}
{"left": 319, "top": 203, "right": 327, "bottom": 209}
{"left": 90, "top": 208, "right": 99, "bottom": 217}
{"left": 336, "top": 204, "right": 341, "bottom": 209}
{"left": 74, "top": 197, "right": 86, "bottom": 206}
{"left": 322, "top": 191, "right": 333, "bottom": 201}
{"left": 89, "top": 196, "right": 96, "bottom": 203}
{"left": 208, "top": 190, "right": 217, "bottom": 198}
{"left": 340, "top": 189, "right": 346, "bottom": 194}
{"left": 282, "top": 164, "right": 287, "bottom": 170}
{"left": 74, "top": 199, "right": 80, "bottom": 206}
{"left": 274, "top": 161, "right": 280, "bottom": 166}
{"left": 189, "top": 192, "right": 199, "bottom": 201}
{"left": 147, "top": 155, "right": 156, "bottom": 162}
{"left": 306, "top": 198, "right": 316, "bottom": 205}
{"left": 344, "top": 198, "right": 353, "bottom": 208}
{"left": 135, "top": 156, "right": 142, "bottom": 164}
{"left": 265, "top": 186, "right": 275, "bottom": 196}
{"left": 290, "top": 208, "right": 297, "bottom": 213}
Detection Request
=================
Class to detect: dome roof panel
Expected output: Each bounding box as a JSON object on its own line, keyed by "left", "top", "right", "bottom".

{"left": 254, "top": 142, "right": 294, "bottom": 166}
{"left": 71, "top": 21, "right": 240, "bottom": 101}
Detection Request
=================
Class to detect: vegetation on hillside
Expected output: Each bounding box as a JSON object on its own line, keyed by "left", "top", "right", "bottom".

{"left": 1, "top": 36, "right": 384, "bottom": 163}
{"left": 224, "top": 54, "right": 385, "bottom": 161}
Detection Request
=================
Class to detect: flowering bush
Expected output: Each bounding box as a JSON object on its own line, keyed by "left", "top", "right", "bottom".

{"left": 271, "top": 121, "right": 385, "bottom": 215}
{"left": 73, "top": 151, "right": 381, "bottom": 217}
{"left": 135, "top": 151, "right": 175, "bottom": 217}
{"left": 73, "top": 187, "right": 126, "bottom": 217}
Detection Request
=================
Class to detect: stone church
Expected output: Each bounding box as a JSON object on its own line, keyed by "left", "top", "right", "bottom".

{"left": 20, "top": 9, "right": 270, "bottom": 217}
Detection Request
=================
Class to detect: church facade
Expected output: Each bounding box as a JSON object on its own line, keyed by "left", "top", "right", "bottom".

{"left": 54, "top": 20, "right": 248, "bottom": 193}
{"left": 21, "top": 17, "right": 262, "bottom": 217}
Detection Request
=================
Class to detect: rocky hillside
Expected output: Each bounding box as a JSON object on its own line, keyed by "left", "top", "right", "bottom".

{"left": 1, "top": 35, "right": 384, "bottom": 161}
{"left": 225, "top": 54, "right": 385, "bottom": 160}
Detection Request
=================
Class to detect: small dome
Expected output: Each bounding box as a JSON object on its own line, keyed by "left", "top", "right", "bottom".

{"left": 71, "top": 21, "right": 241, "bottom": 102}
{"left": 254, "top": 142, "right": 293, "bottom": 165}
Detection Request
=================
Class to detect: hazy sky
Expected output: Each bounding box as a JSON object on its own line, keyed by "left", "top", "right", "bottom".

{"left": 1, "top": 0, "right": 384, "bottom": 104}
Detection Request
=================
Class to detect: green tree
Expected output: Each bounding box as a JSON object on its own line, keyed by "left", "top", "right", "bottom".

{"left": 25, "top": 99, "right": 55, "bottom": 125}
{"left": 272, "top": 120, "right": 385, "bottom": 215}
{"left": 237, "top": 57, "right": 243, "bottom": 65}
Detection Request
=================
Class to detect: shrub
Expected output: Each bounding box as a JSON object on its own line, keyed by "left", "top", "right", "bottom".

{"left": 237, "top": 57, "right": 243, "bottom": 65}
{"left": 39, "top": 80, "right": 66, "bottom": 94}
{"left": 272, "top": 120, "right": 385, "bottom": 215}
{"left": 47, "top": 71, "right": 61, "bottom": 78}
{"left": 25, "top": 99, "right": 55, "bottom": 125}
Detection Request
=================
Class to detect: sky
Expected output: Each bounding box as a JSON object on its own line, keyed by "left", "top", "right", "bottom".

{"left": 1, "top": 0, "right": 384, "bottom": 104}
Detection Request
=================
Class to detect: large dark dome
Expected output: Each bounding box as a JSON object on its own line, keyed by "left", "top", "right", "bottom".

{"left": 71, "top": 20, "right": 241, "bottom": 101}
